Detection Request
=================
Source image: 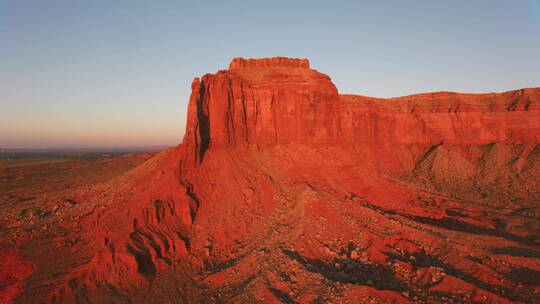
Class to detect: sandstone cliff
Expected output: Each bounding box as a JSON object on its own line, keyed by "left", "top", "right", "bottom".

{"left": 6, "top": 58, "right": 540, "bottom": 304}
{"left": 183, "top": 57, "right": 539, "bottom": 164}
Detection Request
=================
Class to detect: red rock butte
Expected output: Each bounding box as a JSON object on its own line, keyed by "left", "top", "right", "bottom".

{"left": 3, "top": 57, "right": 540, "bottom": 303}
{"left": 183, "top": 57, "right": 539, "bottom": 162}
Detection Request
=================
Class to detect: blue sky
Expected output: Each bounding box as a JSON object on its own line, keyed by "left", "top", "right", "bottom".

{"left": 1, "top": 0, "right": 539, "bottom": 148}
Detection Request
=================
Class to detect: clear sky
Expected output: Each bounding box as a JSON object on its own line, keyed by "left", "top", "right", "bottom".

{"left": 1, "top": 0, "right": 539, "bottom": 149}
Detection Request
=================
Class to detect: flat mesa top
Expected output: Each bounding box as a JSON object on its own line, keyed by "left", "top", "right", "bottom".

{"left": 229, "top": 57, "right": 310, "bottom": 70}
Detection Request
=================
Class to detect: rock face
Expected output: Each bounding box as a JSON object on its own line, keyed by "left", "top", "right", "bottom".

{"left": 183, "top": 57, "right": 539, "bottom": 163}
{"left": 183, "top": 57, "right": 340, "bottom": 162}
{"left": 5, "top": 57, "right": 540, "bottom": 304}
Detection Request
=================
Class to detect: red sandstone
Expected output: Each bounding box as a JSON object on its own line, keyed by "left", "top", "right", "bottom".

{"left": 1, "top": 57, "right": 539, "bottom": 303}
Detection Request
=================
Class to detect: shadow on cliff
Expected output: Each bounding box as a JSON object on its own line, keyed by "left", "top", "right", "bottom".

{"left": 197, "top": 80, "right": 210, "bottom": 162}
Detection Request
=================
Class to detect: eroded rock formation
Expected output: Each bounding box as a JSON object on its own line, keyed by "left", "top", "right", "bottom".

{"left": 4, "top": 57, "right": 540, "bottom": 303}
{"left": 184, "top": 57, "right": 539, "bottom": 157}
